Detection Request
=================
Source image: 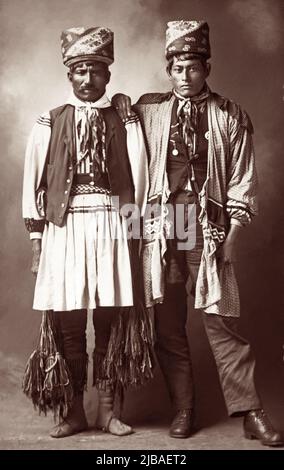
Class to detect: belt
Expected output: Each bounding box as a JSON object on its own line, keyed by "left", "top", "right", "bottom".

{"left": 70, "top": 183, "right": 111, "bottom": 196}
{"left": 73, "top": 174, "right": 94, "bottom": 184}
{"left": 73, "top": 173, "right": 110, "bottom": 189}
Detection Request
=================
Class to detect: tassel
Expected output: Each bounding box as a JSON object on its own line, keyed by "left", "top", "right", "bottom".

{"left": 101, "top": 238, "right": 155, "bottom": 390}
{"left": 22, "top": 311, "right": 74, "bottom": 419}
{"left": 93, "top": 350, "right": 109, "bottom": 390}
{"left": 103, "top": 302, "right": 155, "bottom": 389}
{"left": 65, "top": 355, "right": 89, "bottom": 394}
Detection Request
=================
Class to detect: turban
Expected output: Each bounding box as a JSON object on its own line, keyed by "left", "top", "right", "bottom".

{"left": 165, "top": 20, "right": 211, "bottom": 60}
{"left": 61, "top": 26, "right": 114, "bottom": 67}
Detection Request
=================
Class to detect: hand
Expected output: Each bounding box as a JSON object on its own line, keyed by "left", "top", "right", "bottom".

{"left": 112, "top": 93, "right": 133, "bottom": 121}
{"left": 216, "top": 239, "right": 236, "bottom": 264}
{"left": 31, "top": 239, "right": 42, "bottom": 276}
{"left": 217, "top": 223, "right": 241, "bottom": 263}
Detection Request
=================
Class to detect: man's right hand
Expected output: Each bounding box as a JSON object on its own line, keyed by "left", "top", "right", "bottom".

{"left": 112, "top": 93, "right": 133, "bottom": 121}
{"left": 31, "top": 239, "right": 42, "bottom": 276}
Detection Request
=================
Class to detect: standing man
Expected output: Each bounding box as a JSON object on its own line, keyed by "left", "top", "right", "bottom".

{"left": 114, "top": 20, "right": 283, "bottom": 446}
{"left": 22, "top": 26, "right": 150, "bottom": 438}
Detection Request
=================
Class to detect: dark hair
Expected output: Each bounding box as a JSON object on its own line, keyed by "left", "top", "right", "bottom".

{"left": 167, "top": 53, "right": 207, "bottom": 73}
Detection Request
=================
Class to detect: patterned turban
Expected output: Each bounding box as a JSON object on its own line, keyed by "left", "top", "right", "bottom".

{"left": 165, "top": 20, "right": 211, "bottom": 60}
{"left": 61, "top": 26, "right": 114, "bottom": 67}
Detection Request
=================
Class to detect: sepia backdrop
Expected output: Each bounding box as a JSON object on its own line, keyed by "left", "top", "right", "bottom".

{"left": 0, "top": 0, "right": 283, "bottom": 431}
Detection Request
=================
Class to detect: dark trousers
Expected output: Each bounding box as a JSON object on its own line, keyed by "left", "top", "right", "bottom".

{"left": 53, "top": 307, "right": 119, "bottom": 395}
{"left": 155, "top": 191, "right": 261, "bottom": 415}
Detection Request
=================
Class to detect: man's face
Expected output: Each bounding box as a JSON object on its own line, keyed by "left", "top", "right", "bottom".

{"left": 168, "top": 57, "right": 210, "bottom": 98}
{"left": 68, "top": 60, "right": 110, "bottom": 102}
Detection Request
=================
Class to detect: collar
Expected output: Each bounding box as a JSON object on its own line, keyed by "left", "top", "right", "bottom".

{"left": 66, "top": 92, "right": 111, "bottom": 109}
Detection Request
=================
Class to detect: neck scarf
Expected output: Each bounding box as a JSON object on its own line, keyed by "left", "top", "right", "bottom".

{"left": 67, "top": 92, "right": 111, "bottom": 174}
{"left": 174, "top": 84, "right": 210, "bottom": 158}
{"left": 76, "top": 106, "right": 107, "bottom": 173}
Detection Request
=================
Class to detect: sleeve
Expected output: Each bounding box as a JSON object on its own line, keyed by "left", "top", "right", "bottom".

{"left": 226, "top": 111, "right": 258, "bottom": 226}
{"left": 22, "top": 112, "right": 51, "bottom": 236}
{"left": 124, "top": 113, "right": 149, "bottom": 217}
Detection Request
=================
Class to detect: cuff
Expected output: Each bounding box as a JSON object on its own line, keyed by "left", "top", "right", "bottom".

{"left": 230, "top": 218, "right": 243, "bottom": 227}
{"left": 24, "top": 217, "right": 45, "bottom": 233}
{"left": 30, "top": 232, "right": 43, "bottom": 240}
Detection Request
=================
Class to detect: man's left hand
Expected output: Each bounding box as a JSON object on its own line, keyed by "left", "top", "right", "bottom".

{"left": 217, "top": 223, "right": 242, "bottom": 263}
{"left": 217, "top": 239, "right": 236, "bottom": 263}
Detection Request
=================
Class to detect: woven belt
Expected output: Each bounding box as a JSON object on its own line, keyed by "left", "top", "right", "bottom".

{"left": 70, "top": 183, "right": 111, "bottom": 196}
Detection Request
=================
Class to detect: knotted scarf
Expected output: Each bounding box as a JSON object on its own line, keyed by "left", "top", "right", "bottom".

{"left": 76, "top": 105, "right": 107, "bottom": 174}
{"left": 174, "top": 85, "right": 210, "bottom": 159}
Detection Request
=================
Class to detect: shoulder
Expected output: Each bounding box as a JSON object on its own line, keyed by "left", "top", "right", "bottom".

{"left": 101, "top": 106, "right": 140, "bottom": 125}
{"left": 124, "top": 113, "right": 140, "bottom": 126}
{"left": 136, "top": 92, "right": 172, "bottom": 105}
{"left": 101, "top": 105, "right": 127, "bottom": 124}
{"left": 211, "top": 92, "right": 254, "bottom": 134}
{"left": 36, "top": 111, "right": 51, "bottom": 128}
{"left": 49, "top": 104, "right": 74, "bottom": 123}
{"left": 35, "top": 104, "right": 73, "bottom": 128}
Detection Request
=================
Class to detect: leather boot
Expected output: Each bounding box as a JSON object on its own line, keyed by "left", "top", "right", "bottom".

{"left": 50, "top": 394, "right": 88, "bottom": 438}
{"left": 169, "top": 409, "right": 194, "bottom": 438}
{"left": 244, "top": 409, "right": 283, "bottom": 446}
{"left": 96, "top": 385, "right": 133, "bottom": 436}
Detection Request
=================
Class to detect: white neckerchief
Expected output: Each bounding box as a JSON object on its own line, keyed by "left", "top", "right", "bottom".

{"left": 66, "top": 92, "right": 111, "bottom": 109}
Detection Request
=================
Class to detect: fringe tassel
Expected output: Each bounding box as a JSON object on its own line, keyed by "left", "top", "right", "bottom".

{"left": 95, "top": 239, "right": 155, "bottom": 391}
{"left": 22, "top": 311, "right": 74, "bottom": 419}
{"left": 103, "top": 302, "right": 155, "bottom": 389}
{"left": 93, "top": 350, "right": 109, "bottom": 390}
{"left": 65, "top": 355, "right": 89, "bottom": 395}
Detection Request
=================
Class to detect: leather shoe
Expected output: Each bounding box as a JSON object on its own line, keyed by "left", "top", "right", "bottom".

{"left": 244, "top": 409, "right": 283, "bottom": 447}
{"left": 50, "top": 418, "right": 88, "bottom": 438}
{"left": 96, "top": 416, "right": 133, "bottom": 436}
{"left": 169, "top": 409, "right": 194, "bottom": 438}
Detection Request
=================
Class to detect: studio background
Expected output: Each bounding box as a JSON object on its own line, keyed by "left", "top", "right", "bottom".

{"left": 0, "top": 0, "right": 284, "bottom": 441}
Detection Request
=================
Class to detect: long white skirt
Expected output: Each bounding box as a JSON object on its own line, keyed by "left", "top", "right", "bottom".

{"left": 33, "top": 193, "right": 133, "bottom": 311}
